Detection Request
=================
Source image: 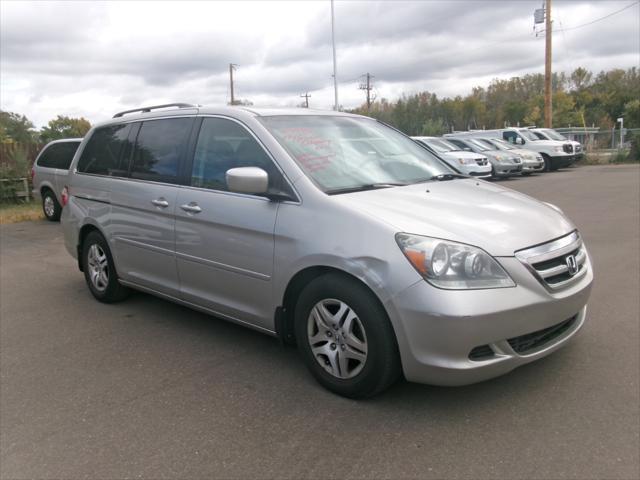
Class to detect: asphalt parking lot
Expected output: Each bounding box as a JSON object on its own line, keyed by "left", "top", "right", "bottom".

{"left": 1, "top": 164, "right": 639, "bottom": 479}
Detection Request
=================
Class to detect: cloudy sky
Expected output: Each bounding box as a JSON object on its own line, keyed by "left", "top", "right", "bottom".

{"left": 1, "top": 0, "right": 638, "bottom": 128}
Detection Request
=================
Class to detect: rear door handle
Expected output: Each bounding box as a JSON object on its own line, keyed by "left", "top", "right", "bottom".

{"left": 180, "top": 202, "right": 202, "bottom": 214}
{"left": 151, "top": 198, "right": 169, "bottom": 208}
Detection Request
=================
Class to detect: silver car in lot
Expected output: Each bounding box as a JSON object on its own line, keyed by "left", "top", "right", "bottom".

{"left": 61, "top": 104, "right": 593, "bottom": 398}
{"left": 32, "top": 138, "right": 82, "bottom": 221}
{"left": 476, "top": 137, "right": 545, "bottom": 174}
{"left": 446, "top": 136, "right": 523, "bottom": 178}
{"left": 411, "top": 136, "right": 491, "bottom": 178}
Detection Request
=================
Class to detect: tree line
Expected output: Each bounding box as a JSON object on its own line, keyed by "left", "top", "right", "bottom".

{"left": 1, "top": 66, "right": 638, "bottom": 178}
{"left": 350, "top": 67, "right": 639, "bottom": 136}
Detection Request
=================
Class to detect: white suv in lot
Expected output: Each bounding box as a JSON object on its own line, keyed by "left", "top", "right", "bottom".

{"left": 61, "top": 104, "right": 593, "bottom": 398}
{"left": 530, "top": 128, "right": 584, "bottom": 161}
{"left": 412, "top": 136, "right": 491, "bottom": 178}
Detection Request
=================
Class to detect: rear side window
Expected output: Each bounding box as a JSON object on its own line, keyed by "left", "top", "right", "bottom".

{"left": 77, "top": 124, "right": 132, "bottom": 176}
{"left": 37, "top": 142, "right": 80, "bottom": 169}
{"left": 130, "top": 118, "right": 193, "bottom": 183}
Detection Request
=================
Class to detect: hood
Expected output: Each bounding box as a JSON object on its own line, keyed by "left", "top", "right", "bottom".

{"left": 510, "top": 148, "right": 538, "bottom": 159}
{"left": 334, "top": 179, "right": 574, "bottom": 256}
{"left": 526, "top": 139, "right": 565, "bottom": 148}
{"left": 441, "top": 151, "right": 486, "bottom": 160}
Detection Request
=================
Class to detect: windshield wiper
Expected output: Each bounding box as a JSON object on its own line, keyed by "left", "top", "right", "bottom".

{"left": 327, "top": 182, "right": 408, "bottom": 195}
{"left": 428, "top": 173, "right": 469, "bottom": 181}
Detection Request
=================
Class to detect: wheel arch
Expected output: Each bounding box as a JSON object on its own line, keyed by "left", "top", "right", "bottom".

{"left": 275, "top": 265, "right": 391, "bottom": 346}
{"left": 76, "top": 223, "right": 104, "bottom": 272}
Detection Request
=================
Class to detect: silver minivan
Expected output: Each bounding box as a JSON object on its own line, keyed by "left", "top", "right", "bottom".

{"left": 32, "top": 138, "right": 82, "bottom": 221}
{"left": 61, "top": 104, "right": 593, "bottom": 398}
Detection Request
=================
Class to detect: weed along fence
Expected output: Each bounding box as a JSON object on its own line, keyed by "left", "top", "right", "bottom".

{"left": 0, "top": 178, "right": 31, "bottom": 202}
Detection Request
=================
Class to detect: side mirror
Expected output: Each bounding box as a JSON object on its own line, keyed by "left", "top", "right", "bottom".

{"left": 226, "top": 167, "right": 268, "bottom": 194}
{"left": 516, "top": 137, "right": 525, "bottom": 145}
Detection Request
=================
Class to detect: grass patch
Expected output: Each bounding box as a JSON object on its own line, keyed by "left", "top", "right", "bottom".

{"left": 0, "top": 200, "right": 44, "bottom": 224}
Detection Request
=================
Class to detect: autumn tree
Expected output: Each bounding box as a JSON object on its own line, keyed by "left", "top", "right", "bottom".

{"left": 39, "top": 116, "right": 91, "bottom": 144}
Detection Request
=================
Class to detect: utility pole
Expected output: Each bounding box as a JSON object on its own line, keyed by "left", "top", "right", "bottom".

{"left": 359, "top": 73, "right": 374, "bottom": 111}
{"left": 544, "top": 0, "right": 553, "bottom": 127}
{"left": 300, "top": 92, "right": 311, "bottom": 108}
{"left": 229, "top": 63, "right": 237, "bottom": 105}
{"left": 330, "top": 0, "right": 339, "bottom": 111}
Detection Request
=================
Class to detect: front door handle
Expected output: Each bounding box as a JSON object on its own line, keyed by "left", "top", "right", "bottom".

{"left": 151, "top": 198, "right": 169, "bottom": 208}
{"left": 180, "top": 202, "right": 202, "bottom": 214}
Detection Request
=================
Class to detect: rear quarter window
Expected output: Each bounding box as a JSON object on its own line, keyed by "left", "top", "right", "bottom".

{"left": 36, "top": 142, "right": 80, "bottom": 169}
{"left": 77, "top": 124, "right": 132, "bottom": 176}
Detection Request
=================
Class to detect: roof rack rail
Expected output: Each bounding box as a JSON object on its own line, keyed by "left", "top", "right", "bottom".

{"left": 113, "top": 103, "right": 196, "bottom": 118}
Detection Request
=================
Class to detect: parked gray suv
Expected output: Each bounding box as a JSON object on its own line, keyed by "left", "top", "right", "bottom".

{"left": 32, "top": 138, "right": 82, "bottom": 220}
{"left": 61, "top": 104, "right": 593, "bottom": 398}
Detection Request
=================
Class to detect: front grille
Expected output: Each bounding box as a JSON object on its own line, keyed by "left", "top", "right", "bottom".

{"left": 563, "top": 143, "right": 573, "bottom": 153}
{"left": 515, "top": 231, "right": 588, "bottom": 290}
{"left": 469, "top": 344, "right": 494, "bottom": 361}
{"left": 475, "top": 158, "right": 488, "bottom": 166}
{"left": 508, "top": 315, "right": 577, "bottom": 354}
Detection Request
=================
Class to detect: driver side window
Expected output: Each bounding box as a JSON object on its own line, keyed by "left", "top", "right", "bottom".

{"left": 191, "top": 117, "right": 287, "bottom": 193}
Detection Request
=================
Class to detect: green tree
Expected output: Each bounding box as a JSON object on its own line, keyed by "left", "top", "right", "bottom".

{"left": 622, "top": 99, "right": 640, "bottom": 129}
{"left": 0, "top": 111, "right": 37, "bottom": 145}
{"left": 39, "top": 116, "right": 91, "bottom": 143}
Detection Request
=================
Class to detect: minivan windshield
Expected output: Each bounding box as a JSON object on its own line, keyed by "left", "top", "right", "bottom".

{"left": 540, "top": 128, "right": 567, "bottom": 141}
{"left": 483, "top": 138, "right": 516, "bottom": 151}
{"left": 259, "top": 116, "right": 455, "bottom": 193}
{"left": 465, "top": 138, "right": 492, "bottom": 151}
{"left": 518, "top": 129, "right": 540, "bottom": 141}
{"left": 423, "top": 138, "right": 461, "bottom": 153}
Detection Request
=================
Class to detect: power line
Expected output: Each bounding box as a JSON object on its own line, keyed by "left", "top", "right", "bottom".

{"left": 553, "top": 1, "right": 638, "bottom": 32}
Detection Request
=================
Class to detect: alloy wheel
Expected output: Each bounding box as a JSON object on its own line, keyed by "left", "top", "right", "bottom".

{"left": 87, "top": 243, "right": 109, "bottom": 292}
{"left": 307, "top": 298, "right": 368, "bottom": 379}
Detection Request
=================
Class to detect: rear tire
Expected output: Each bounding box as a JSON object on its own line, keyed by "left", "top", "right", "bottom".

{"left": 294, "top": 273, "right": 401, "bottom": 398}
{"left": 42, "top": 190, "right": 61, "bottom": 221}
{"left": 82, "top": 231, "right": 130, "bottom": 303}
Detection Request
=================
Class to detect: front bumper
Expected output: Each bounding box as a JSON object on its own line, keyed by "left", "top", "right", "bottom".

{"left": 550, "top": 154, "right": 576, "bottom": 169}
{"left": 493, "top": 163, "right": 523, "bottom": 177}
{"left": 522, "top": 159, "right": 545, "bottom": 172}
{"left": 387, "top": 254, "right": 593, "bottom": 386}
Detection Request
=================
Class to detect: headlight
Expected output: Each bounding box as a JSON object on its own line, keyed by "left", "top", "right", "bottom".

{"left": 396, "top": 234, "right": 515, "bottom": 290}
{"left": 554, "top": 146, "right": 563, "bottom": 153}
{"left": 457, "top": 157, "right": 474, "bottom": 165}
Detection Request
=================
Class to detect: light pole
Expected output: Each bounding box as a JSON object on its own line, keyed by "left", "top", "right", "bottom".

{"left": 331, "top": 0, "right": 339, "bottom": 111}
{"left": 617, "top": 117, "right": 624, "bottom": 148}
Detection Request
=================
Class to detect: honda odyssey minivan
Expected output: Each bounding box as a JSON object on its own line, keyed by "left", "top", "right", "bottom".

{"left": 61, "top": 104, "right": 593, "bottom": 398}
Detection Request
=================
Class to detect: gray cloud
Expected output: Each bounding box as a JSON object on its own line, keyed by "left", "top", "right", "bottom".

{"left": 1, "top": 0, "right": 638, "bottom": 127}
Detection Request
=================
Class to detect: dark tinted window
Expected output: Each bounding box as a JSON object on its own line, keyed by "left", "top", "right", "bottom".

{"left": 503, "top": 131, "right": 518, "bottom": 143}
{"left": 37, "top": 141, "right": 80, "bottom": 169}
{"left": 131, "top": 118, "right": 193, "bottom": 183}
{"left": 191, "top": 117, "right": 286, "bottom": 192}
{"left": 77, "top": 124, "right": 131, "bottom": 176}
{"left": 448, "top": 139, "right": 468, "bottom": 150}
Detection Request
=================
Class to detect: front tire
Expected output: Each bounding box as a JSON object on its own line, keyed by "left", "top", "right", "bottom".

{"left": 294, "top": 274, "right": 401, "bottom": 398}
{"left": 42, "top": 190, "right": 61, "bottom": 221}
{"left": 82, "top": 231, "right": 130, "bottom": 303}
